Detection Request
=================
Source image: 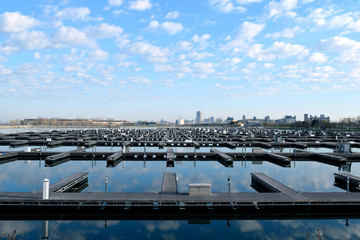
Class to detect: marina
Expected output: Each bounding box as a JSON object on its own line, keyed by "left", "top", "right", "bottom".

{"left": 1, "top": 127, "right": 360, "bottom": 239}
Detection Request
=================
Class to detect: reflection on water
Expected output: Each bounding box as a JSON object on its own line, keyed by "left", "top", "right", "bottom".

{"left": 1, "top": 128, "right": 360, "bottom": 239}
{"left": 0, "top": 219, "right": 359, "bottom": 240}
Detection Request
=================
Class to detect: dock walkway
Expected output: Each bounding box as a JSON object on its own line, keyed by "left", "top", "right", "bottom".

{"left": 251, "top": 172, "right": 307, "bottom": 200}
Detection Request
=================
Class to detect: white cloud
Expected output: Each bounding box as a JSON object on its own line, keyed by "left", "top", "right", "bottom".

{"left": 0, "top": 12, "right": 39, "bottom": 33}
{"left": 0, "top": 65, "right": 11, "bottom": 75}
{"left": 192, "top": 62, "right": 215, "bottom": 76}
{"left": 317, "top": 36, "right": 360, "bottom": 52}
{"left": 238, "top": 21, "right": 265, "bottom": 41}
{"left": 247, "top": 62, "right": 257, "bottom": 68}
{"left": 148, "top": 21, "right": 184, "bottom": 35}
{"left": 235, "top": 220, "right": 263, "bottom": 232}
{"left": 223, "top": 57, "right": 242, "bottom": 66}
{"left": 174, "top": 41, "right": 193, "bottom": 51}
{"left": 6, "top": 31, "right": 50, "bottom": 50}
{"left": 53, "top": 26, "right": 96, "bottom": 48}
{"left": 236, "top": 0, "right": 262, "bottom": 3}
{"left": 192, "top": 34, "right": 211, "bottom": 50}
{"left": 62, "top": 66, "right": 86, "bottom": 73}
{"left": 215, "top": 83, "right": 243, "bottom": 90}
{"left": 266, "top": 26, "right": 302, "bottom": 38}
{"left": 149, "top": 20, "right": 160, "bottom": 29}
{"left": 327, "top": 13, "right": 353, "bottom": 29}
{"left": 188, "top": 52, "right": 214, "bottom": 60}
{"left": 305, "top": 7, "right": 335, "bottom": 27}
{"left": 85, "top": 23, "right": 124, "bottom": 39}
{"left": 308, "top": 52, "right": 327, "bottom": 64}
{"left": 264, "top": 62, "right": 274, "bottom": 68}
{"left": 33, "top": 52, "right": 41, "bottom": 60}
{"left": 89, "top": 49, "right": 109, "bottom": 61}
{"left": 154, "top": 61, "right": 192, "bottom": 78}
{"left": 347, "top": 19, "right": 360, "bottom": 32}
{"left": 209, "top": 0, "right": 246, "bottom": 13}
{"left": 127, "top": 42, "right": 169, "bottom": 63}
{"left": 165, "top": 11, "right": 180, "bottom": 19}
{"left": 270, "top": 41, "right": 306, "bottom": 58}
{"left": 223, "top": 22, "right": 264, "bottom": 52}
{"left": 268, "top": 0, "right": 297, "bottom": 19}
{"left": 0, "top": 45, "right": 19, "bottom": 55}
{"left": 127, "top": 76, "right": 152, "bottom": 84}
{"left": 55, "top": 7, "right": 91, "bottom": 21}
{"left": 161, "top": 22, "right": 184, "bottom": 35}
{"left": 225, "top": 40, "right": 307, "bottom": 61}
{"left": 193, "top": 34, "right": 211, "bottom": 43}
{"left": 129, "top": 0, "right": 152, "bottom": 11}
{"left": 105, "top": 0, "right": 123, "bottom": 9}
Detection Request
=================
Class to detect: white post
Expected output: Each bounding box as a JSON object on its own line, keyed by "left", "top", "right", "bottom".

{"left": 43, "top": 178, "right": 49, "bottom": 200}
{"left": 42, "top": 220, "right": 48, "bottom": 239}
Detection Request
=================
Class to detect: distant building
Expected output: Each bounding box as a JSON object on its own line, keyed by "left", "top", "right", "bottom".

{"left": 243, "top": 115, "right": 246, "bottom": 121}
{"left": 176, "top": 117, "right": 185, "bottom": 125}
{"left": 20, "top": 118, "right": 133, "bottom": 126}
{"left": 284, "top": 115, "right": 296, "bottom": 124}
{"left": 304, "top": 114, "right": 309, "bottom": 122}
{"left": 265, "top": 116, "right": 270, "bottom": 122}
{"left": 226, "top": 117, "right": 234, "bottom": 123}
{"left": 196, "top": 111, "right": 202, "bottom": 124}
{"left": 216, "top": 118, "right": 223, "bottom": 123}
{"left": 210, "top": 116, "right": 215, "bottom": 123}
{"left": 309, "top": 114, "right": 330, "bottom": 122}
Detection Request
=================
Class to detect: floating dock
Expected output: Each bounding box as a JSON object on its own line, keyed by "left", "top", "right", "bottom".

{"left": 161, "top": 173, "right": 178, "bottom": 194}
{"left": 334, "top": 173, "right": 360, "bottom": 192}
{"left": 251, "top": 172, "right": 307, "bottom": 200}
{"left": 1, "top": 128, "right": 359, "bottom": 151}
{"left": 0, "top": 148, "right": 358, "bottom": 168}
{"left": 1, "top": 172, "right": 360, "bottom": 220}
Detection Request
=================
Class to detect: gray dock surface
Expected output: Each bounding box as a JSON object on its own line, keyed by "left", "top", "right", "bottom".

{"left": 48, "top": 172, "right": 89, "bottom": 193}
{"left": 251, "top": 172, "right": 307, "bottom": 200}
{"left": 161, "top": 173, "right": 177, "bottom": 193}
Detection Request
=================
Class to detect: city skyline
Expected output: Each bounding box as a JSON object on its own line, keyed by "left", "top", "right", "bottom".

{"left": 1, "top": 0, "right": 360, "bottom": 122}
{"left": 15, "top": 111, "right": 332, "bottom": 124}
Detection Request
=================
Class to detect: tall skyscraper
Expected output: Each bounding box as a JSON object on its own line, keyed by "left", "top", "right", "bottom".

{"left": 196, "top": 111, "right": 202, "bottom": 123}
{"left": 304, "top": 114, "right": 309, "bottom": 122}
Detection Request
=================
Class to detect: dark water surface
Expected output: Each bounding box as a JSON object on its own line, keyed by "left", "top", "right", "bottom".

{"left": 0, "top": 128, "right": 359, "bottom": 239}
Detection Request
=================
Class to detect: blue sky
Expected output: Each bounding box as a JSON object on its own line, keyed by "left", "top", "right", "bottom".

{"left": 0, "top": 0, "right": 359, "bottom": 122}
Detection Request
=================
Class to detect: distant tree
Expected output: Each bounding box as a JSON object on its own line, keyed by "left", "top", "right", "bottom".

{"left": 311, "top": 119, "right": 319, "bottom": 127}
{"left": 9, "top": 119, "right": 20, "bottom": 125}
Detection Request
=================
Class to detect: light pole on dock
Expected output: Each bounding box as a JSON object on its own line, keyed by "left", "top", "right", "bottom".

{"left": 228, "top": 176, "right": 231, "bottom": 193}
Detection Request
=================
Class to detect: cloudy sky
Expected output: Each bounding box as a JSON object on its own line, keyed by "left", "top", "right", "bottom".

{"left": 0, "top": 0, "right": 359, "bottom": 122}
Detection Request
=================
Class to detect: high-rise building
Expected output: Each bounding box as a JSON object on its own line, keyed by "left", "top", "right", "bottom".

{"left": 196, "top": 111, "right": 202, "bottom": 123}
{"left": 243, "top": 115, "right": 246, "bottom": 121}
{"left": 226, "top": 117, "right": 234, "bottom": 123}
{"left": 304, "top": 114, "right": 309, "bottom": 122}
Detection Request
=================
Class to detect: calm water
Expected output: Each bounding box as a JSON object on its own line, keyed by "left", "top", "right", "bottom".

{"left": 1, "top": 128, "right": 360, "bottom": 240}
